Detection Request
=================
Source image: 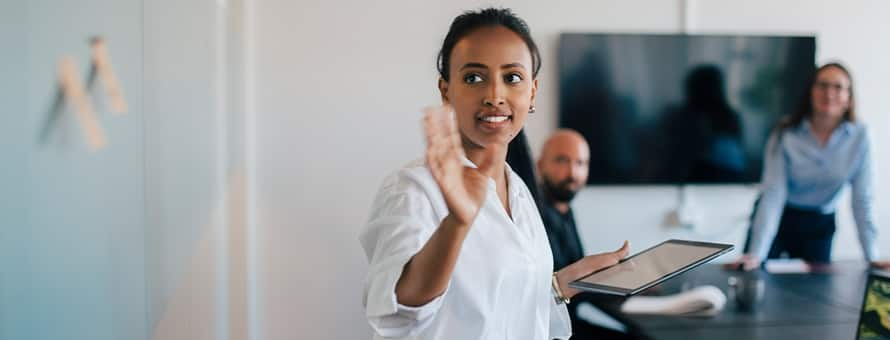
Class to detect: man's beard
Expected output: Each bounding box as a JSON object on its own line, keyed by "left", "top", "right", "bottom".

{"left": 542, "top": 177, "right": 579, "bottom": 203}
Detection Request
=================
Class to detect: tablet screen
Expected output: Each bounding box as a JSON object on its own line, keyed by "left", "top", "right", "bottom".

{"left": 856, "top": 271, "right": 890, "bottom": 339}
{"left": 572, "top": 240, "right": 732, "bottom": 295}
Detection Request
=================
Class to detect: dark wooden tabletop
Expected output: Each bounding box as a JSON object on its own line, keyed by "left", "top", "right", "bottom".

{"left": 601, "top": 261, "right": 871, "bottom": 340}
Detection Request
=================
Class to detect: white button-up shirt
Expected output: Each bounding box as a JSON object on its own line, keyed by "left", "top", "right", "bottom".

{"left": 359, "top": 158, "right": 572, "bottom": 339}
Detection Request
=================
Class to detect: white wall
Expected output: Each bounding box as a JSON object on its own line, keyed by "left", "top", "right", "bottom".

{"left": 252, "top": 1, "right": 890, "bottom": 339}
{"left": 0, "top": 1, "right": 248, "bottom": 339}
{"left": 0, "top": 1, "right": 147, "bottom": 339}
{"left": 144, "top": 1, "right": 250, "bottom": 339}
{"left": 0, "top": 8, "right": 30, "bottom": 340}
{"left": 144, "top": 1, "right": 252, "bottom": 339}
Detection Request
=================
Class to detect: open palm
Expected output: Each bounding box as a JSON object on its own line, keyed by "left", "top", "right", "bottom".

{"left": 423, "top": 106, "right": 488, "bottom": 226}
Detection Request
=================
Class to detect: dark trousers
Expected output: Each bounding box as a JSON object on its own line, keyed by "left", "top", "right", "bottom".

{"left": 744, "top": 204, "right": 836, "bottom": 263}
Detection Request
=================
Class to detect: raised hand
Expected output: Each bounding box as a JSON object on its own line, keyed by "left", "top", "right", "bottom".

{"left": 423, "top": 105, "right": 489, "bottom": 227}
{"left": 557, "top": 241, "right": 630, "bottom": 298}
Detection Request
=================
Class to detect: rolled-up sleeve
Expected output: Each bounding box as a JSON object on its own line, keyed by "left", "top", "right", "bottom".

{"left": 851, "top": 129, "right": 879, "bottom": 262}
{"left": 359, "top": 169, "right": 447, "bottom": 338}
{"left": 749, "top": 131, "right": 789, "bottom": 260}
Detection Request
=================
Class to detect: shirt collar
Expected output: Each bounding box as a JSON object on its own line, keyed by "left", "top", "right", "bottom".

{"left": 798, "top": 119, "right": 812, "bottom": 134}
{"left": 799, "top": 118, "right": 854, "bottom": 136}
{"left": 460, "top": 155, "right": 476, "bottom": 168}
{"left": 504, "top": 162, "right": 526, "bottom": 200}
{"left": 543, "top": 195, "right": 572, "bottom": 216}
{"left": 839, "top": 121, "right": 854, "bottom": 135}
{"left": 459, "top": 155, "right": 525, "bottom": 200}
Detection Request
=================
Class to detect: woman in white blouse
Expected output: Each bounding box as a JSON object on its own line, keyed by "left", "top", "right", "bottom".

{"left": 359, "top": 8, "right": 629, "bottom": 339}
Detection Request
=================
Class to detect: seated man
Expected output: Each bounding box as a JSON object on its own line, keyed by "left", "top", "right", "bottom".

{"left": 537, "top": 129, "right": 651, "bottom": 340}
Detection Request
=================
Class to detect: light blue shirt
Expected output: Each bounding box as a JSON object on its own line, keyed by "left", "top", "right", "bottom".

{"left": 748, "top": 119, "right": 878, "bottom": 261}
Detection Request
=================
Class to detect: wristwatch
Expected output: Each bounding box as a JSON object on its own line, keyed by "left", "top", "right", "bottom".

{"left": 551, "top": 272, "right": 570, "bottom": 305}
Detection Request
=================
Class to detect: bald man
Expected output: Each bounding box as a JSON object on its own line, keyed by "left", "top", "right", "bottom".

{"left": 537, "top": 129, "right": 591, "bottom": 271}
{"left": 537, "top": 129, "right": 651, "bottom": 340}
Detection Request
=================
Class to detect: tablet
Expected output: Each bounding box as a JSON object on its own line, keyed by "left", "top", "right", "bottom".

{"left": 569, "top": 239, "right": 733, "bottom": 296}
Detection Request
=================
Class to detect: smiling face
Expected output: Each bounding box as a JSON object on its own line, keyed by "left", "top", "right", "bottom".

{"left": 438, "top": 25, "right": 537, "bottom": 151}
{"left": 810, "top": 65, "right": 851, "bottom": 121}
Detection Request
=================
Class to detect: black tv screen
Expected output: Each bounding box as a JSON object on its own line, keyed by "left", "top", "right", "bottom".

{"left": 558, "top": 33, "right": 815, "bottom": 184}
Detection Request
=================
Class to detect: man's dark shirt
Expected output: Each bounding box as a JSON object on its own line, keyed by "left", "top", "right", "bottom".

{"left": 540, "top": 199, "right": 585, "bottom": 271}
{"left": 540, "top": 198, "right": 652, "bottom": 340}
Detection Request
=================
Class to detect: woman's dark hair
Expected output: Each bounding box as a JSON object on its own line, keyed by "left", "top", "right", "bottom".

{"left": 436, "top": 8, "right": 542, "bottom": 82}
{"left": 506, "top": 129, "right": 542, "bottom": 204}
{"left": 780, "top": 62, "right": 856, "bottom": 130}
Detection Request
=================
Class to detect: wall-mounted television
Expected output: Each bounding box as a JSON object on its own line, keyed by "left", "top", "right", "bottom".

{"left": 558, "top": 33, "right": 816, "bottom": 184}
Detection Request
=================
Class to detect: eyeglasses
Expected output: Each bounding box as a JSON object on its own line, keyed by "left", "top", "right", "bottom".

{"left": 813, "top": 81, "right": 850, "bottom": 92}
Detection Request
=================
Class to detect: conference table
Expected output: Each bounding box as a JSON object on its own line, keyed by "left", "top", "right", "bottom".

{"left": 599, "top": 261, "right": 870, "bottom": 340}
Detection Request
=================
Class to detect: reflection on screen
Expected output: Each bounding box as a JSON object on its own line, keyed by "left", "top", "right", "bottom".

{"left": 558, "top": 34, "right": 816, "bottom": 184}
{"left": 580, "top": 243, "right": 721, "bottom": 289}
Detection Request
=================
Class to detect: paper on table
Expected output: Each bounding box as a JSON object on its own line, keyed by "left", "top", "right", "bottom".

{"left": 620, "top": 285, "right": 726, "bottom": 317}
{"left": 764, "top": 259, "right": 811, "bottom": 274}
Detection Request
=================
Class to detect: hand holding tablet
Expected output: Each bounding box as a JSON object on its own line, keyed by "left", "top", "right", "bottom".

{"left": 570, "top": 240, "right": 734, "bottom": 296}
